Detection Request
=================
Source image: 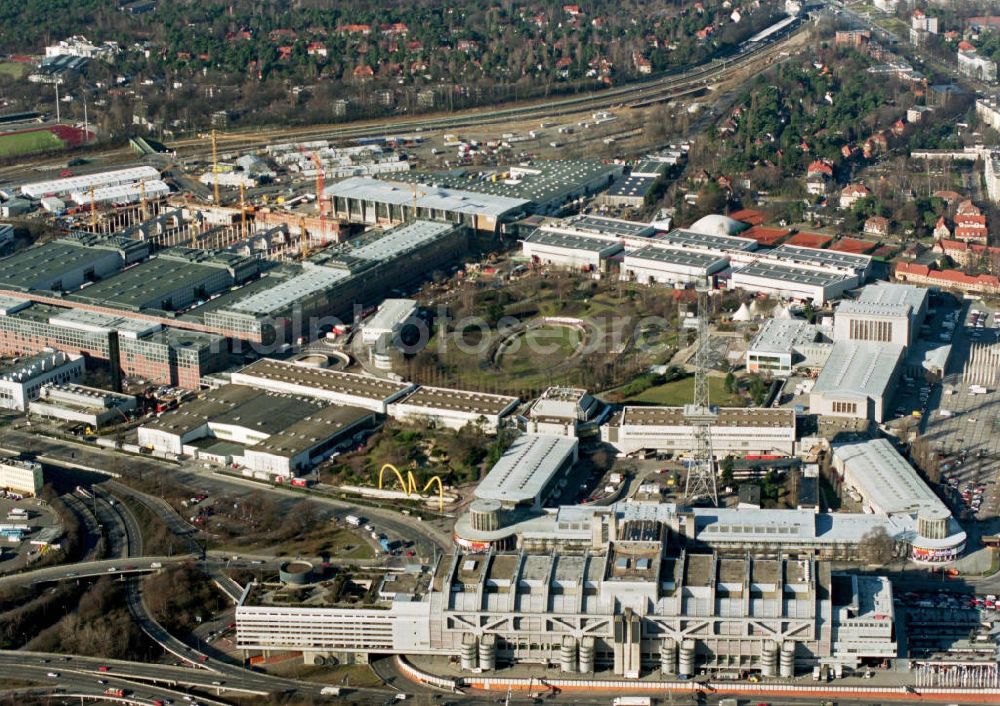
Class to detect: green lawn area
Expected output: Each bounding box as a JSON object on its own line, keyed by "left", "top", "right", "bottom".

{"left": 0, "top": 62, "right": 27, "bottom": 79}
{"left": 0, "top": 129, "right": 63, "bottom": 157}
{"left": 226, "top": 528, "right": 374, "bottom": 560}
{"left": 626, "top": 375, "right": 744, "bottom": 406}
{"left": 499, "top": 324, "right": 582, "bottom": 373}
{"left": 266, "top": 662, "right": 384, "bottom": 687}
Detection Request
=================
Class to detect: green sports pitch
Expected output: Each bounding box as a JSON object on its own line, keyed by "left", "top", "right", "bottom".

{"left": 0, "top": 129, "right": 64, "bottom": 157}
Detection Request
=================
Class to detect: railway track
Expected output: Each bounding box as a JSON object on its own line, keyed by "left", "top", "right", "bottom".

{"left": 0, "top": 19, "right": 806, "bottom": 183}
{"left": 190, "top": 24, "right": 805, "bottom": 153}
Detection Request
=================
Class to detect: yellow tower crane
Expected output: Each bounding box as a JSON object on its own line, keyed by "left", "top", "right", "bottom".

{"left": 89, "top": 185, "right": 97, "bottom": 230}
{"left": 140, "top": 180, "right": 148, "bottom": 222}
{"left": 210, "top": 129, "right": 220, "bottom": 205}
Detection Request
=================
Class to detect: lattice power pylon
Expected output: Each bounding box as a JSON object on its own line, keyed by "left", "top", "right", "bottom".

{"left": 683, "top": 278, "right": 719, "bottom": 506}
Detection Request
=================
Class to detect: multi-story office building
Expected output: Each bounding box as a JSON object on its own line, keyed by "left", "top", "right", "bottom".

{"left": 236, "top": 537, "right": 898, "bottom": 677}
{"left": 0, "top": 456, "right": 43, "bottom": 496}
{"left": 602, "top": 407, "right": 797, "bottom": 458}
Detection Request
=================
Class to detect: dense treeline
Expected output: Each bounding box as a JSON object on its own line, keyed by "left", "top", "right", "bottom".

{"left": 0, "top": 0, "right": 783, "bottom": 130}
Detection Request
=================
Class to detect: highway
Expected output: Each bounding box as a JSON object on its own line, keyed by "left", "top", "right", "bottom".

{"left": 0, "top": 653, "right": 233, "bottom": 705}
{"left": 0, "top": 427, "right": 454, "bottom": 557}
{"left": 0, "top": 555, "right": 192, "bottom": 588}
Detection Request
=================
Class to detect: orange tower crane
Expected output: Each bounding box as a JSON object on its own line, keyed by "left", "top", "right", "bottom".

{"left": 299, "top": 216, "right": 310, "bottom": 260}
{"left": 239, "top": 181, "right": 247, "bottom": 238}
{"left": 308, "top": 151, "right": 328, "bottom": 244}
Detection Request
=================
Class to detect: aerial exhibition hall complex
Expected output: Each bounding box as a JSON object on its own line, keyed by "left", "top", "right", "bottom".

{"left": 1, "top": 0, "right": 1000, "bottom": 703}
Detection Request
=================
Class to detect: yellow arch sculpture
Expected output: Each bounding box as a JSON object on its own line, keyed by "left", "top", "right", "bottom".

{"left": 377, "top": 463, "right": 445, "bottom": 512}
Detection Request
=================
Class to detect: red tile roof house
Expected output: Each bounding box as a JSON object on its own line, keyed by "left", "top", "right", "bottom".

{"left": 807, "top": 159, "right": 834, "bottom": 177}
{"left": 935, "top": 239, "right": 1000, "bottom": 268}
{"left": 353, "top": 65, "right": 375, "bottom": 81}
{"left": 338, "top": 24, "right": 372, "bottom": 35}
{"left": 957, "top": 199, "right": 982, "bottom": 216}
{"left": 307, "top": 41, "right": 327, "bottom": 57}
{"left": 955, "top": 223, "right": 989, "bottom": 244}
{"left": 895, "top": 262, "right": 1000, "bottom": 295}
{"left": 864, "top": 216, "right": 890, "bottom": 237}
{"left": 933, "top": 190, "right": 962, "bottom": 203}
{"left": 839, "top": 183, "right": 871, "bottom": 209}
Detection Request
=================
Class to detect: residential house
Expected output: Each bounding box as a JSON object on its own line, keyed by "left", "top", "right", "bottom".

{"left": 912, "top": 10, "right": 939, "bottom": 34}
{"left": 338, "top": 24, "right": 372, "bottom": 35}
{"left": 864, "top": 216, "right": 890, "bottom": 237}
{"left": 933, "top": 238, "right": 1000, "bottom": 268}
{"left": 840, "top": 183, "right": 871, "bottom": 210}
{"left": 958, "top": 44, "right": 997, "bottom": 82}
{"left": 933, "top": 216, "right": 951, "bottom": 240}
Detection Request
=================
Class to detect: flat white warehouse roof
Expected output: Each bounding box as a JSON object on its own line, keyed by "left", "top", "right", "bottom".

{"left": 523, "top": 229, "right": 623, "bottom": 254}
{"left": 624, "top": 245, "right": 728, "bottom": 271}
{"left": 749, "top": 318, "right": 823, "bottom": 355}
{"left": 858, "top": 282, "right": 928, "bottom": 311}
{"left": 555, "top": 214, "right": 655, "bottom": 238}
{"left": 833, "top": 438, "right": 947, "bottom": 516}
{"left": 391, "top": 386, "right": 519, "bottom": 417}
{"left": 366, "top": 298, "right": 417, "bottom": 333}
{"left": 812, "top": 340, "right": 904, "bottom": 398}
{"left": 769, "top": 244, "right": 871, "bottom": 272}
{"left": 326, "top": 176, "right": 529, "bottom": 218}
{"left": 232, "top": 358, "right": 412, "bottom": 402}
{"left": 654, "top": 228, "right": 757, "bottom": 253}
{"left": 228, "top": 265, "right": 350, "bottom": 316}
{"left": 346, "top": 220, "right": 458, "bottom": 263}
{"left": 475, "top": 433, "right": 578, "bottom": 506}
{"left": 734, "top": 261, "right": 853, "bottom": 288}
{"left": 835, "top": 301, "right": 911, "bottom": 319}
{"left": 21, "top": 166, "right": 161, "bottom": 198}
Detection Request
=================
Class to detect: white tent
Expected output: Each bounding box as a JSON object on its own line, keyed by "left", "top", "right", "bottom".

{"left": 732, "top": 302, "right": 752, "bottom": 322}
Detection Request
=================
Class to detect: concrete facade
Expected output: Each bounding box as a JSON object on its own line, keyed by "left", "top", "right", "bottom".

{"left": 236, "top": 546, "right": 897, "bottom": 675}
{"left": 0, "top": 350, "right": 84, "bottom": 411}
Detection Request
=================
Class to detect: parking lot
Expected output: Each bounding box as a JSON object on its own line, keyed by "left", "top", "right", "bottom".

{"left": 898, "top": 587, "right": 1000, "bottom": 658}
{"left": 901, "top": 299, "right": 1000, "bottom": 519}
{"left": 0, "top": 496, "right": 62, "bottom": 572}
